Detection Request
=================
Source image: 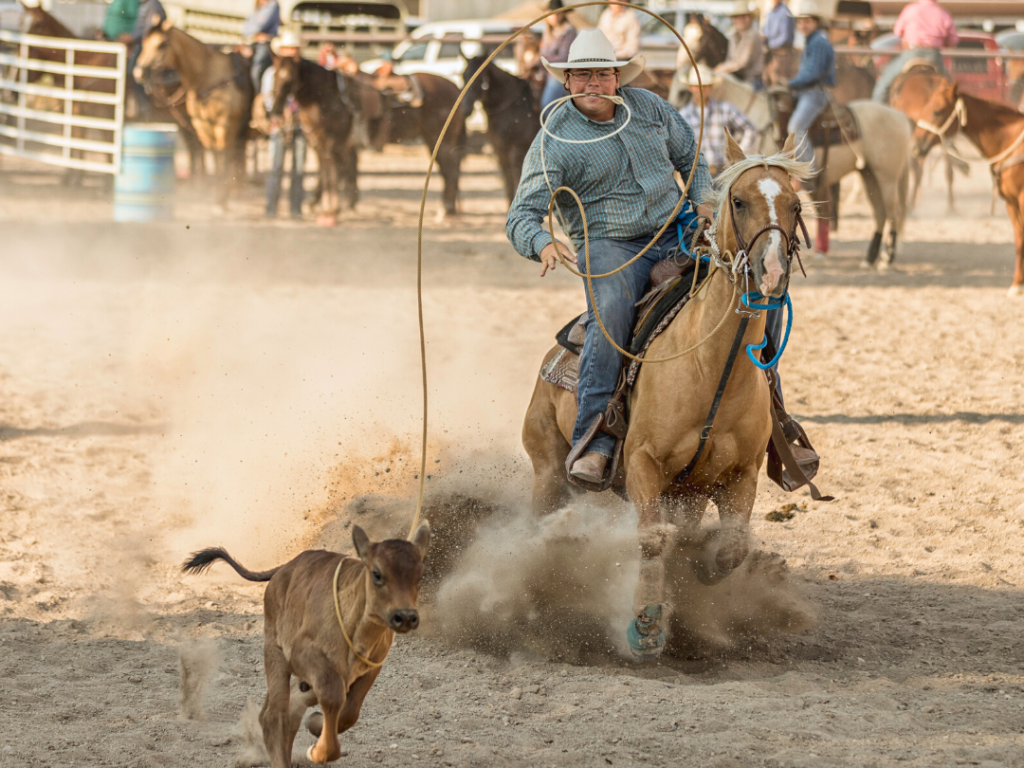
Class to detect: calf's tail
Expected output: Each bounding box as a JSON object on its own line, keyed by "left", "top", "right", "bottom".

{"left": 181, "top": 547, "right": 280, "bottom": 582}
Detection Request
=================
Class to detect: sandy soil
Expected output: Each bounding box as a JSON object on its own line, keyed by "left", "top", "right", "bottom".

{"left": 0, "top": 144, "right": 1023, "bottom": 768}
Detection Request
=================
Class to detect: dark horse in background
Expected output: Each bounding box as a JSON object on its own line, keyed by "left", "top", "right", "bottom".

{"left": 271, "top": 54, "right": 357, "bottom": 222}
{"left": 15, "top": 3, "right": 205, "bottom": 179}
{"left": 463, "top": 54, "right": 538, "bottom": 204}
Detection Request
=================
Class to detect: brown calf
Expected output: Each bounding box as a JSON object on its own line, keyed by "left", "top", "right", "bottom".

{"left": 182, "top": 523, "right": 431, "bottom": 767}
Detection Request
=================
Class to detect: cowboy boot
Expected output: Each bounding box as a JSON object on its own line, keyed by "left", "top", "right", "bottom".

{"left": 569, "top": 452, "right": 608, "bottom": 484}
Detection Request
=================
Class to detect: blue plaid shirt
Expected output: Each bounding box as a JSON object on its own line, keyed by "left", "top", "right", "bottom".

{"left": 506, "top": 87, "right": 712, "bottom": 261}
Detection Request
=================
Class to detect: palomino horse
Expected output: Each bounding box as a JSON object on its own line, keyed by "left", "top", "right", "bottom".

{"left": 912, "top": 81, "right": 1024, "bottom": 296}
{"left": 523, "top": 135, "right": 812, "bottom": 658}
{"left": 17, "top": 4, "right": 205, "bottom": 178}
{"left": 462, "top": 54, "right": 538, "bottom": 204}
{"left": 134, "top": 21, "right": 254, "bottom": 210}
{"left": 890, "top": 66, "right": 970, "bottom": 212}
{"left": 270, "top": 54, "right": 357, "bottom": 221}
{"left": 724, "top": 81, "right": 911, "bottom": 268}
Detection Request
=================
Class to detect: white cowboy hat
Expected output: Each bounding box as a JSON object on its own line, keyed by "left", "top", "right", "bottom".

{"left": 541, "top": 29, "right": 645, "bottom": 87}
{"left": 271, "top": 30, "right": 302, "bottom": 55}
{"left": 792, "top": 0, "right": 831, "bottom": 21}
{"left": 726, "top": 0, "right": 755, "bottom": 17}
{"left": 688, "top": 65, "right": 719, "bottom": 87}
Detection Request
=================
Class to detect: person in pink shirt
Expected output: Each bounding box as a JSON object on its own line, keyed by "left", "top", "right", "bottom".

{"left": 873, "top": 0, "right": 958, "bottom": 103}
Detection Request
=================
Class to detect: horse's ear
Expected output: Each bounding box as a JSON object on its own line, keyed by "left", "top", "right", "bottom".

{"left": 724, "top": 128, "right": 746, "bottom": 166}
{"left": 782, "top": 133, "right": 796, "bottom": 156}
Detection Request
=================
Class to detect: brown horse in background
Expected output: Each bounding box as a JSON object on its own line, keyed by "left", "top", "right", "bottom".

{"left": 913, "top": 81, "right": 1024, "bottom": 296}
{"left": 271, "top": 54, "right": 357, "bottom": 222}
{"left": 891, "top": 66, "right": 970, "bottom": 212}
{"left": 134, "top": 21, "right": 254, "bottom": 209}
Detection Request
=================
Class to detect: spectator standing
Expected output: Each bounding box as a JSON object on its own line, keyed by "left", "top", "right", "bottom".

{"left": 679, "top": 66, "right": 759, "bottom": 176}
{"left": 784, "top": 0, "right": 835, "bottom": 186}
{"left": 597, "top": 3, "right": 640, "bottom": 60}
{"left": 716, "top": 0, "right": 765, "bottom": 89}
{"left": 263, "top": 31, "right": 306, "bottom": 220}
{"left": 762, "top": 0, "right": 796, "bottom": 86}
{"left": 872, "top": 0, "right": 957, "bottom": 103}
{"left": 243, "top": 0, "right": 281, "bottom": 91}
{"left": 102, "top": 0, "right": 138, "bottom": 42}
{"left": 539, "top": 0, "right": 578, "bottom": 113}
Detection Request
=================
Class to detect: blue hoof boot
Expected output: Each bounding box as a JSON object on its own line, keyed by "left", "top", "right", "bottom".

{"left": 627, "top": 605, "right": 665, "bottom": 660}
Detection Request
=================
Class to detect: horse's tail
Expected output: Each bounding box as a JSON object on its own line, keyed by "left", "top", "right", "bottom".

{"left": 181, "top": 547, "right": 280, "bottom": 582}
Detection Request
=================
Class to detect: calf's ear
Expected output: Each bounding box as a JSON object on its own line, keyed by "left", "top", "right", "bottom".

{"left": 352, "top": 525, "right": 372, "bottom": 561}
{"left": 410, "top": 521, "right": 432, "bottom": 558}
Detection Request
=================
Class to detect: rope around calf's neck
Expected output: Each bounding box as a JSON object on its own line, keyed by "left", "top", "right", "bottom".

{"left": 333, "top": 559, "right": 389, "bottom": 669}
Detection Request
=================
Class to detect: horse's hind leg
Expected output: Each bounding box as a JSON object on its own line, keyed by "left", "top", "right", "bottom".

{"left": 859, "top": 168, "right": 887, "bottom": 268}
{"left": 436, "top": 140, "right": 461, "bottom": 217}
{"left": 698, "top": 464, "right": 758, "bottom": 585}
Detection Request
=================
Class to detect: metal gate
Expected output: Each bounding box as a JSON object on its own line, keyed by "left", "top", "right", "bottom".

{"left": 0, "top": 29, "right": 126, "bottom": 174}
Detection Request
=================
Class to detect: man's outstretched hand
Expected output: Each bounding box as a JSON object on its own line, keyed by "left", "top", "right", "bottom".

{"left": 539, "top": 240, "right": 577, "bottom": 277}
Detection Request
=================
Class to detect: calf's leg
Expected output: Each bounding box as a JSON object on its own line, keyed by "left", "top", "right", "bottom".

{"left": 259, "top": 642, "right": 294, "bottom": 768}
{"left": 294, "top": 645, "right": 346, "bottom": 764}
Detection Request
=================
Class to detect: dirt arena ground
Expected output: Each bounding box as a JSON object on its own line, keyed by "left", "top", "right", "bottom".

{"left": 1, "top": 143, "right": 1023, "bottom": 768}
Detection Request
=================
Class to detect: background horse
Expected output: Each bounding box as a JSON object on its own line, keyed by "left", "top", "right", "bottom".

{"left": 376, "top": 73, "right": 465, "bottom": 218}
{"left": 891, "top": 66, "right": 970, "bottom": 212}
{"left": 913, "top": 81, "right": 1024, "bottom": 296}
{"left": 669, "top": 14, "right": 728, "bottom": 105}
{"left": 134, "top": 21, "right": 253, "bottom": 210}
{"left": 719, "top": 78, "right": 910, "bottom": 267}
{"left": 462, "top": 54, "right": 538, "bottom": 204}
{"left": 271, "top": 54, "right": 356, "bottom": 222}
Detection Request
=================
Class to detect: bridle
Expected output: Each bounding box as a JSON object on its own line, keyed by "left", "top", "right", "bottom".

{"left": 915, "top": 95, "right": 966, "bottom": 155}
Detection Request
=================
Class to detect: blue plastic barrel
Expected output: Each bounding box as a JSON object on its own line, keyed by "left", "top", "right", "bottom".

{"left": 114, "top": 123, "right": 178, "bottom": 222}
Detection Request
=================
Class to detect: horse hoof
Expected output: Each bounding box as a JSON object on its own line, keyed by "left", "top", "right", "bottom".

{"left": 1008, "top": 285, "right": 1024, "bottom": 298}
{"left": 692, "top": 547, "right": 734, "bottom": 586}
{"left": 876, "top": 260, "right": 890, "bottom": 273}
{"left": 316, "top": 215, "right": 337, "bottom": 227}
{"left": 626, "top": 605, "right": 665, "bottom": 661}
{"left": 859, "top": 260, "right": 872, "bottom": 270}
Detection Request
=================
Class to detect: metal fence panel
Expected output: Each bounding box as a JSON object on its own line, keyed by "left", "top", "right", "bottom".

{"left": 0, "top": 29, "right": 125, "bottom": 174}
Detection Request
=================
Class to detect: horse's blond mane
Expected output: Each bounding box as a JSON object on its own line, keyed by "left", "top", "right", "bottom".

{"left": 710, "top": 150, "right": 814, "bottom": 221}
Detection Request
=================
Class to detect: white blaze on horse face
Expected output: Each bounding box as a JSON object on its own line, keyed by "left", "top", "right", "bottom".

{"left": 757, "top": 177, "right": 785, "bottom": 295}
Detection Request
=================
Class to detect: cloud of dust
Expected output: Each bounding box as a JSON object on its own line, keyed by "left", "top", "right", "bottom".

{"left": 233, "top": 698, "right": 269, "bottom": 768}
{"left": 179, "top": 639, "right": 220, "bottom": 720}
{"left": 422, "top": 499, "right": 815, "bottom": 661}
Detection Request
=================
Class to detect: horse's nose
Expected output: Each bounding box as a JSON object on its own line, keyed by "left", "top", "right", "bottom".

{"left": 388, "top": 609, "right": 419, "bottom": 633}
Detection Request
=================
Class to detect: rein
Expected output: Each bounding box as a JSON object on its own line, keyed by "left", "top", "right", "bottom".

{"left": 332, "top": 558, "right": 390, "bottom": 669}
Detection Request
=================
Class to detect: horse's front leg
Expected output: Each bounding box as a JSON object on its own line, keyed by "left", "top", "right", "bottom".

{"left": 624, "top": 446, "right": 673, "bottom": 660}
{"left": 697, "top": 465, "right": 758, "bottom": 585}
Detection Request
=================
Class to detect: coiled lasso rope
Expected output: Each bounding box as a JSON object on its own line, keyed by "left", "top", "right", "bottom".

{"left": 406, "top": 1, "right": 708, "bottom": 538}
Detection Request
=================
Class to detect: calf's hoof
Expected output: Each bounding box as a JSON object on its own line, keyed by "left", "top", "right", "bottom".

{"left": 306, "top": 742, "right": 339, "bottom": 764}
{"left": 626, "top": 605, "right": 665, "bottom": 661}
{"left": 1008, "top": 284, "right": 1024, "bottom": 298}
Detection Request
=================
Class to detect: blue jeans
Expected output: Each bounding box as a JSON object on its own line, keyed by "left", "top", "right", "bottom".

{"left": 541, "top": 74, "right": 570, "bottom": 114}
{"left": 251, "top": 42, "right": 273, "bottom": 92}
{"left": 266, "top": 129, "right": 306, "bottom": 218}
{"left": 573, "top": 226, "right": 683, "bottom": 457}
{"left": 872, "top": 48, "right": 946, "bottom": 104}
{"left": 789, "top": 86, "right": 830, "bottom": 171}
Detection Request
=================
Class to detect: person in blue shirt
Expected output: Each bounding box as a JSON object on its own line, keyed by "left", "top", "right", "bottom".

{"left": 507, "top": 29, "right": 712, "bottom": 485}
{"left": 785, "top": 0, "right": 835, "bottom": 185}
{"left": 243, "top": 0, "right": 281, "bottom": 91}
{"left": 762, "top": 0, "right": 796, "bottom": 86}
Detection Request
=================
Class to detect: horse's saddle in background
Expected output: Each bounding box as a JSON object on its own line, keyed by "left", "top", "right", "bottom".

{"left": 808, "top": 104, "right": 859, "bottom": 148}
{"left": 373, "top": 73, "right": 424, "bottom": 109}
